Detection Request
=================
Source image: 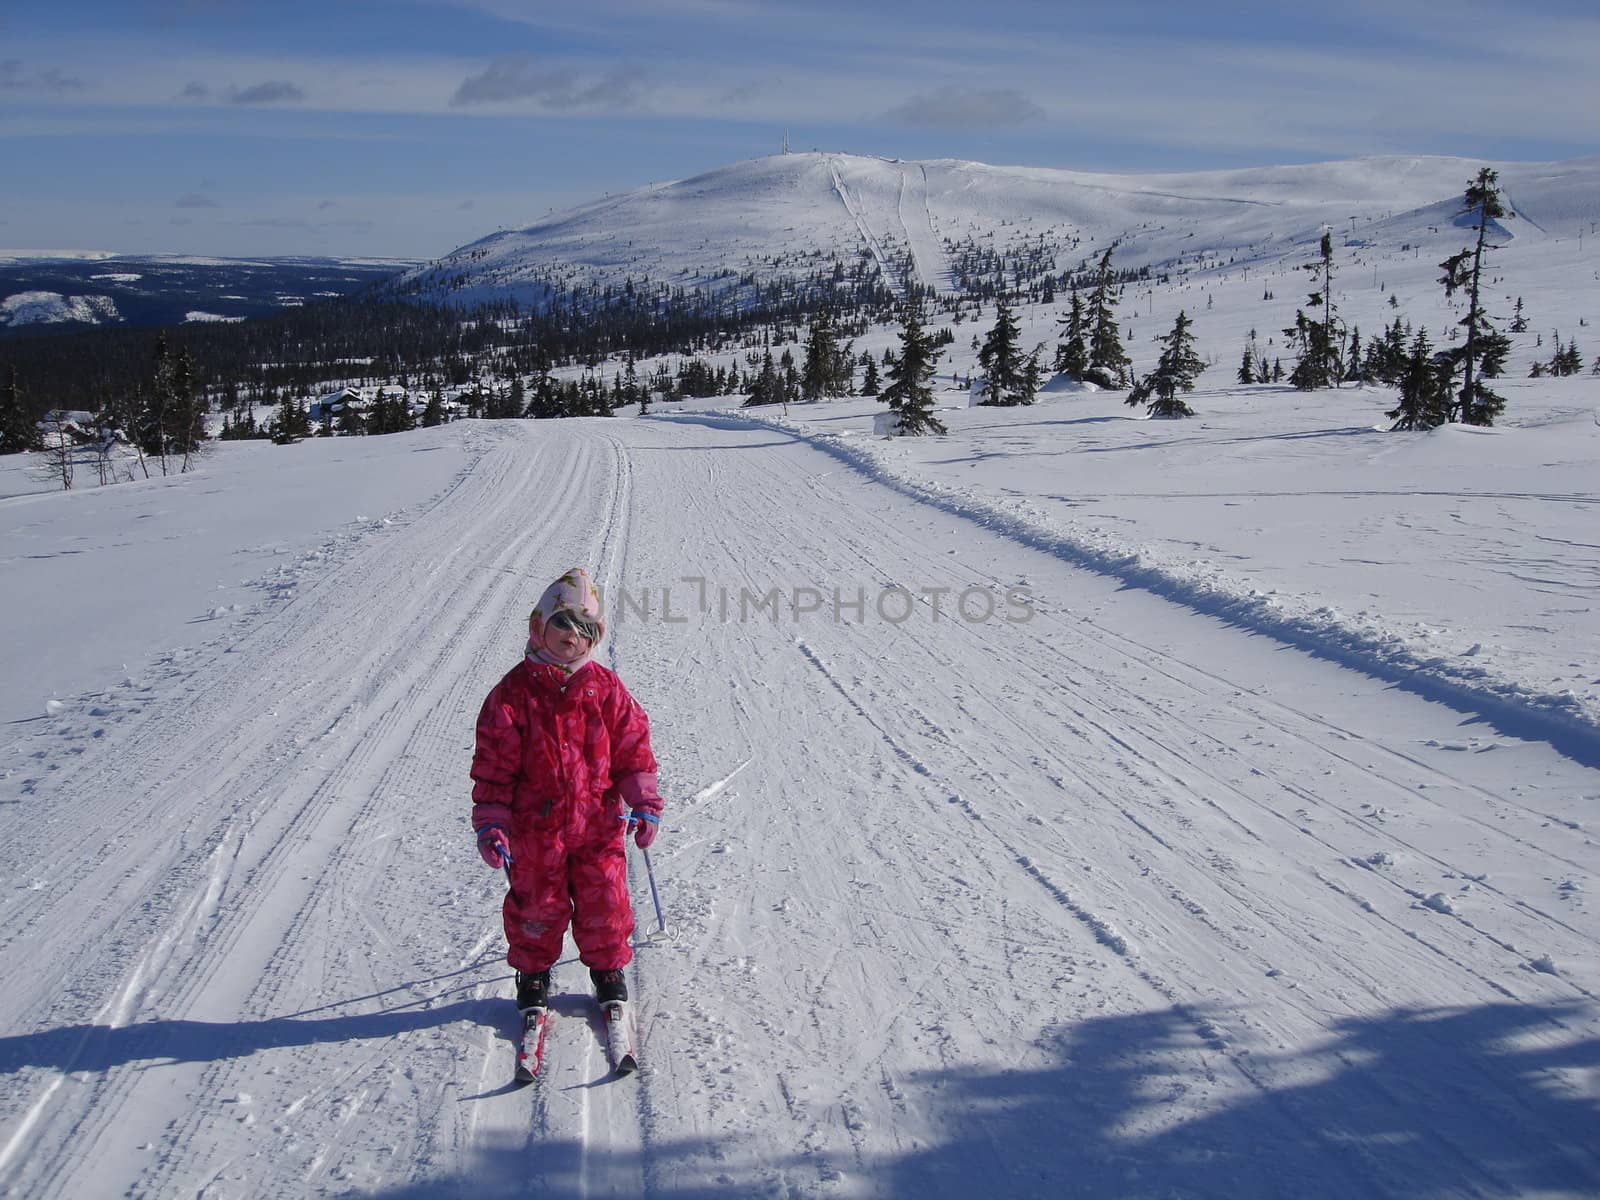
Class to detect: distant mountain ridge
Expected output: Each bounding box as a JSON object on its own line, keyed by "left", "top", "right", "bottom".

{"left": 395, "top": 151, "right": 1600, "bottom": 312}
{"left": 0, "top": 255, "right": 419, "bottom": 335}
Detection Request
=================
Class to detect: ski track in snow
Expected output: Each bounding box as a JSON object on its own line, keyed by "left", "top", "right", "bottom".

{"left": 1, "top": 417, "right": 1598, "bottom": 1198}
{"left": 828, "top": 158, "right": 904, "bottom": 301}
{"left": 896, "top": 164, "right": 952, "bottom": 294}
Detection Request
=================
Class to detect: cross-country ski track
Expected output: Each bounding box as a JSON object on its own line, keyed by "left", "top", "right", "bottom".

{"left": 2, "top": 415, "right": 1597, "bottom": 1199}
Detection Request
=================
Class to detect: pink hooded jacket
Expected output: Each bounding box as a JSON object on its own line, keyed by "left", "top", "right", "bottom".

{"left": 470, "top": 569, "right": 661, "bottom": 850}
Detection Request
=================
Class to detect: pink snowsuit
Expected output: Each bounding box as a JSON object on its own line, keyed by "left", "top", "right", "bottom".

{"left": 471, "top": 574, "right": 660, "bottom": 973}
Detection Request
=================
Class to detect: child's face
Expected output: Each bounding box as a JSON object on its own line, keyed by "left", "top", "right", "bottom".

{"left": 539, "top": 611, "right": 594, "bottom": 663}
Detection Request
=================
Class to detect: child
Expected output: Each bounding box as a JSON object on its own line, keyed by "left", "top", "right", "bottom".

{"left": 470, "top": 567, "right": 661, "bottom": 1013}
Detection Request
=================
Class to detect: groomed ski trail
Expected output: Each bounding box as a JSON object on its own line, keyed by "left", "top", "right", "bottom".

{"left": 0, "top": 416, "right": 1595, "bottom": 1198}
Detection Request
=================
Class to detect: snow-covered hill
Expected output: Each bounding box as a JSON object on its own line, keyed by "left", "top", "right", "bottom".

{"left": 396, "top": 151, "right": 1600, "bottom": 310}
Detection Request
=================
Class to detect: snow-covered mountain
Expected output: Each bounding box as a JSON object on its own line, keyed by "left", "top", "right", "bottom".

{"left": 397, "top": 151, "right": 1600, "bottom": 309}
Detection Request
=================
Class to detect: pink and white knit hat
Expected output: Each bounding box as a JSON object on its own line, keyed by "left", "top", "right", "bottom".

{"left": 526, "top": 567, "right": 605, "bottom": 672}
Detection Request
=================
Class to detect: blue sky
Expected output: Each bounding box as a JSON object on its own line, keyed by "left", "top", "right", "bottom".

{"left": 3, "top": 0, "right": 1597, "bottom": 258}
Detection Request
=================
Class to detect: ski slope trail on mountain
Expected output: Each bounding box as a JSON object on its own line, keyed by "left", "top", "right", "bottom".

{"left": 1, "top": 417, "right": 1597, "bottom": 1199}
{"left": 895, "top": 163, "right": 951, "bottom": 293}
{"left": 827, "top": 157, "right": 903, "bottom": 299}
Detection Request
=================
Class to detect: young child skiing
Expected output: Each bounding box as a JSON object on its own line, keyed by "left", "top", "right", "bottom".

{"left": 470, "top": 567, "right": 661, "bottom": 1074}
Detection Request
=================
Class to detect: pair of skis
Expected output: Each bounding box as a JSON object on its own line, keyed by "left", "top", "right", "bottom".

{"left": 514, "top": 998, "right": 637, "bottom": 1084}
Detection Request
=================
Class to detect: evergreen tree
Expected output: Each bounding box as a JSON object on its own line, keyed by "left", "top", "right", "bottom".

{"left": 976, "top": 299, "right": 1036, "bottom": 405}
{"left": 1364, "top": 317, "right": 1411, "bottom": 385}
{"left": 743, "top": 351, "right": 782, "bottom": 407}
{"left": 272, "top": 394, "right": 311, "bottom": 443}
{"left": 1387, "top": 329, "right": 1453, "bottom": 431}
{"left": 1127, "top": 310, "right": 1204, "bottom": 418}
{"left": 527, "top": 349, "right": 564, "bottom": 418}
{"left": 1, "top": 364, "right": 42, "bottom": 453}
{"left": 1439, "top": 168, "right": 1510, "bottom": 425}
{"left": 1053, "top": 285, "right": 1089, "bottom": 378}
{"left": 1510, "top": 296, "right": 1528, "bottom": 333}
{"left": 1237, "top": 340, "right": 1257, "bottom": 385}
{"left": 800, "top": 310, "right": 849, "bottom": 401}
{"left": 1344, "top": 326, "right": 1363, "bottom": 383}
{"left": 1086, "top": 248, "right": 1131, "bottom": 387}
{"left": 1286, "top": 232, "right": 1342, "bottom": 389}
{"left": 620, "top": 355, "right": 641, "bottom": 412}
{"left": 860, "top": 354, "right": 881, "bottom": 396}
{"left": 422, "top": 385, "right": 446, "bottom": 427}
{"left": 879, "top": 302, "right": 946, "bottom": 435}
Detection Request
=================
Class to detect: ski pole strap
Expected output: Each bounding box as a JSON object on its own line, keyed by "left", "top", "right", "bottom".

{"left": 633, "top": 812, "right": 660, "bottom": 825}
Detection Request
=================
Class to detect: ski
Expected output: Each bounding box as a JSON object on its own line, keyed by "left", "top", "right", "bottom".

{"left": 514, "top": 1005, "right": 550, "bottom": 1085}
{"left": 600, "top": 999, "right": 638, "bottom": 1076}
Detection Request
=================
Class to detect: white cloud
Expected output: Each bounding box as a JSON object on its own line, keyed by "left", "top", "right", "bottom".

{"left": 885, "top": 87, "right": 1045, "bottom": 129}
{"left": 451, "top": 54, "right": 647, "bottom": 110}
{"left": 230, "top": 80, "right": 305, "bottom": 105}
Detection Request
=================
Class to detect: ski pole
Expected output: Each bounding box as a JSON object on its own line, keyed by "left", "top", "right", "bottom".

{"left": 641, "top": 846, "right": 668, "bottom": 938}
{"left": 501, "top": 844, "right": 515, "bottom": 888}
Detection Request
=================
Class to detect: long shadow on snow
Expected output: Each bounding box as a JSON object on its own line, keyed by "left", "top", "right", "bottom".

{"left": 360, "top": 1001, "right": 1600, "bottom": 1199}
{"left": 0, "top": 996, "right": 501, "bottom": 1076}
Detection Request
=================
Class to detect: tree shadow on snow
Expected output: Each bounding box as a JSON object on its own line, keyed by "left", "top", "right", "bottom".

{"left": 352, "top": 1000, "right": 1600, "bottom": 1199}
{"left": 885, "top": 1001, "right": 1600, "bottom": 1200}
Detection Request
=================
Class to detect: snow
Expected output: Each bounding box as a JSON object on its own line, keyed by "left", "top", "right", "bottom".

{"left": 0, "top": 290, "right": 118, "bottom": 327}
{"left": 3, "top": 404, "right": 1597, "bottom": 1197}
{"left": 3, "top": 150, "right": 1600, "bottom": 1197}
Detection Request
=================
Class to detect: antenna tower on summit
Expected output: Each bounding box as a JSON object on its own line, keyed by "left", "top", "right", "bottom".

{"left": 783, "top": 129, "right": 790, "bottom": 154}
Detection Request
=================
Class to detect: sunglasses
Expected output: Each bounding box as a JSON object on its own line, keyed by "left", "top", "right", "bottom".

{"left": 548, "top": 611, "right": 598, "bottom": 640}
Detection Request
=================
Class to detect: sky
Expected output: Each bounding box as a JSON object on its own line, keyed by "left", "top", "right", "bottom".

{"left": 2, "top": 0, "right": 1598, "bottom": 259}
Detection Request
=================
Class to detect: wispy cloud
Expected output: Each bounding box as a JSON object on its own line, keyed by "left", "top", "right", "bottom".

{"left": 451, "top": 54, "right": 647, "bottom": 110}
{"left": 230, "top": 80, "right": 305, "bottom": 105}
{"left": 0, "top": 59, "right": 86, "bottom": 92}
{"left": 885, "top": 86, "right": 1045, "bottom": 129}
{"left": 175, "top": 193, "right": 219, "bottom": 208}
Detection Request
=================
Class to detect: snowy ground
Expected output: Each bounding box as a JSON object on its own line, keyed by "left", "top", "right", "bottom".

{"left": 2, "top": 398, "right": 1597, "bottom": 1198}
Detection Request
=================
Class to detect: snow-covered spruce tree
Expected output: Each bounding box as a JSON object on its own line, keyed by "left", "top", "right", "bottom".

{"left": 742, "top": 350, "right": 782, "bottom": 407}
{"left": 1387, "top": 328, "right": 1452, "bottom": 431}
{"left": 1236, "top": 330, "right": 1265, "bottom": 384}
{"left": 1127, "top": 310, "right": 1204, "bottom": 418}
{"left": 859, "top": 353, "right": 881, "bottom": 396}
{"left": 1438, "top": 168, "right": 1511, "bottom": 425}
{"left": 1, "top": 364, "right": 42, "bottom": 453}
{"left": 527, "top": 350, "right": 565, "bottom": 419}
{"left": 1364, "top": 317, "right": 1411, "bottom": 385}
{"left": 1053, "top": 285, "right": 1089, "bottom": 378}
{"left": 1086, "top": 247, "right": 1132, "bottom": 388}
{"left": 880, "top": 301, "right": 946, "bottom": 435}
{"left": 800, "top": 310, "right": 851, "bottom": 401}
{"left": 976, "top": 299, "right": 1037, "bottom": 405}
{"left": 1344, "top": 326, "right": 1363, "bottom": 382}
{"left": 1285, "top": 232, "right": 1342, "bottom": 389}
